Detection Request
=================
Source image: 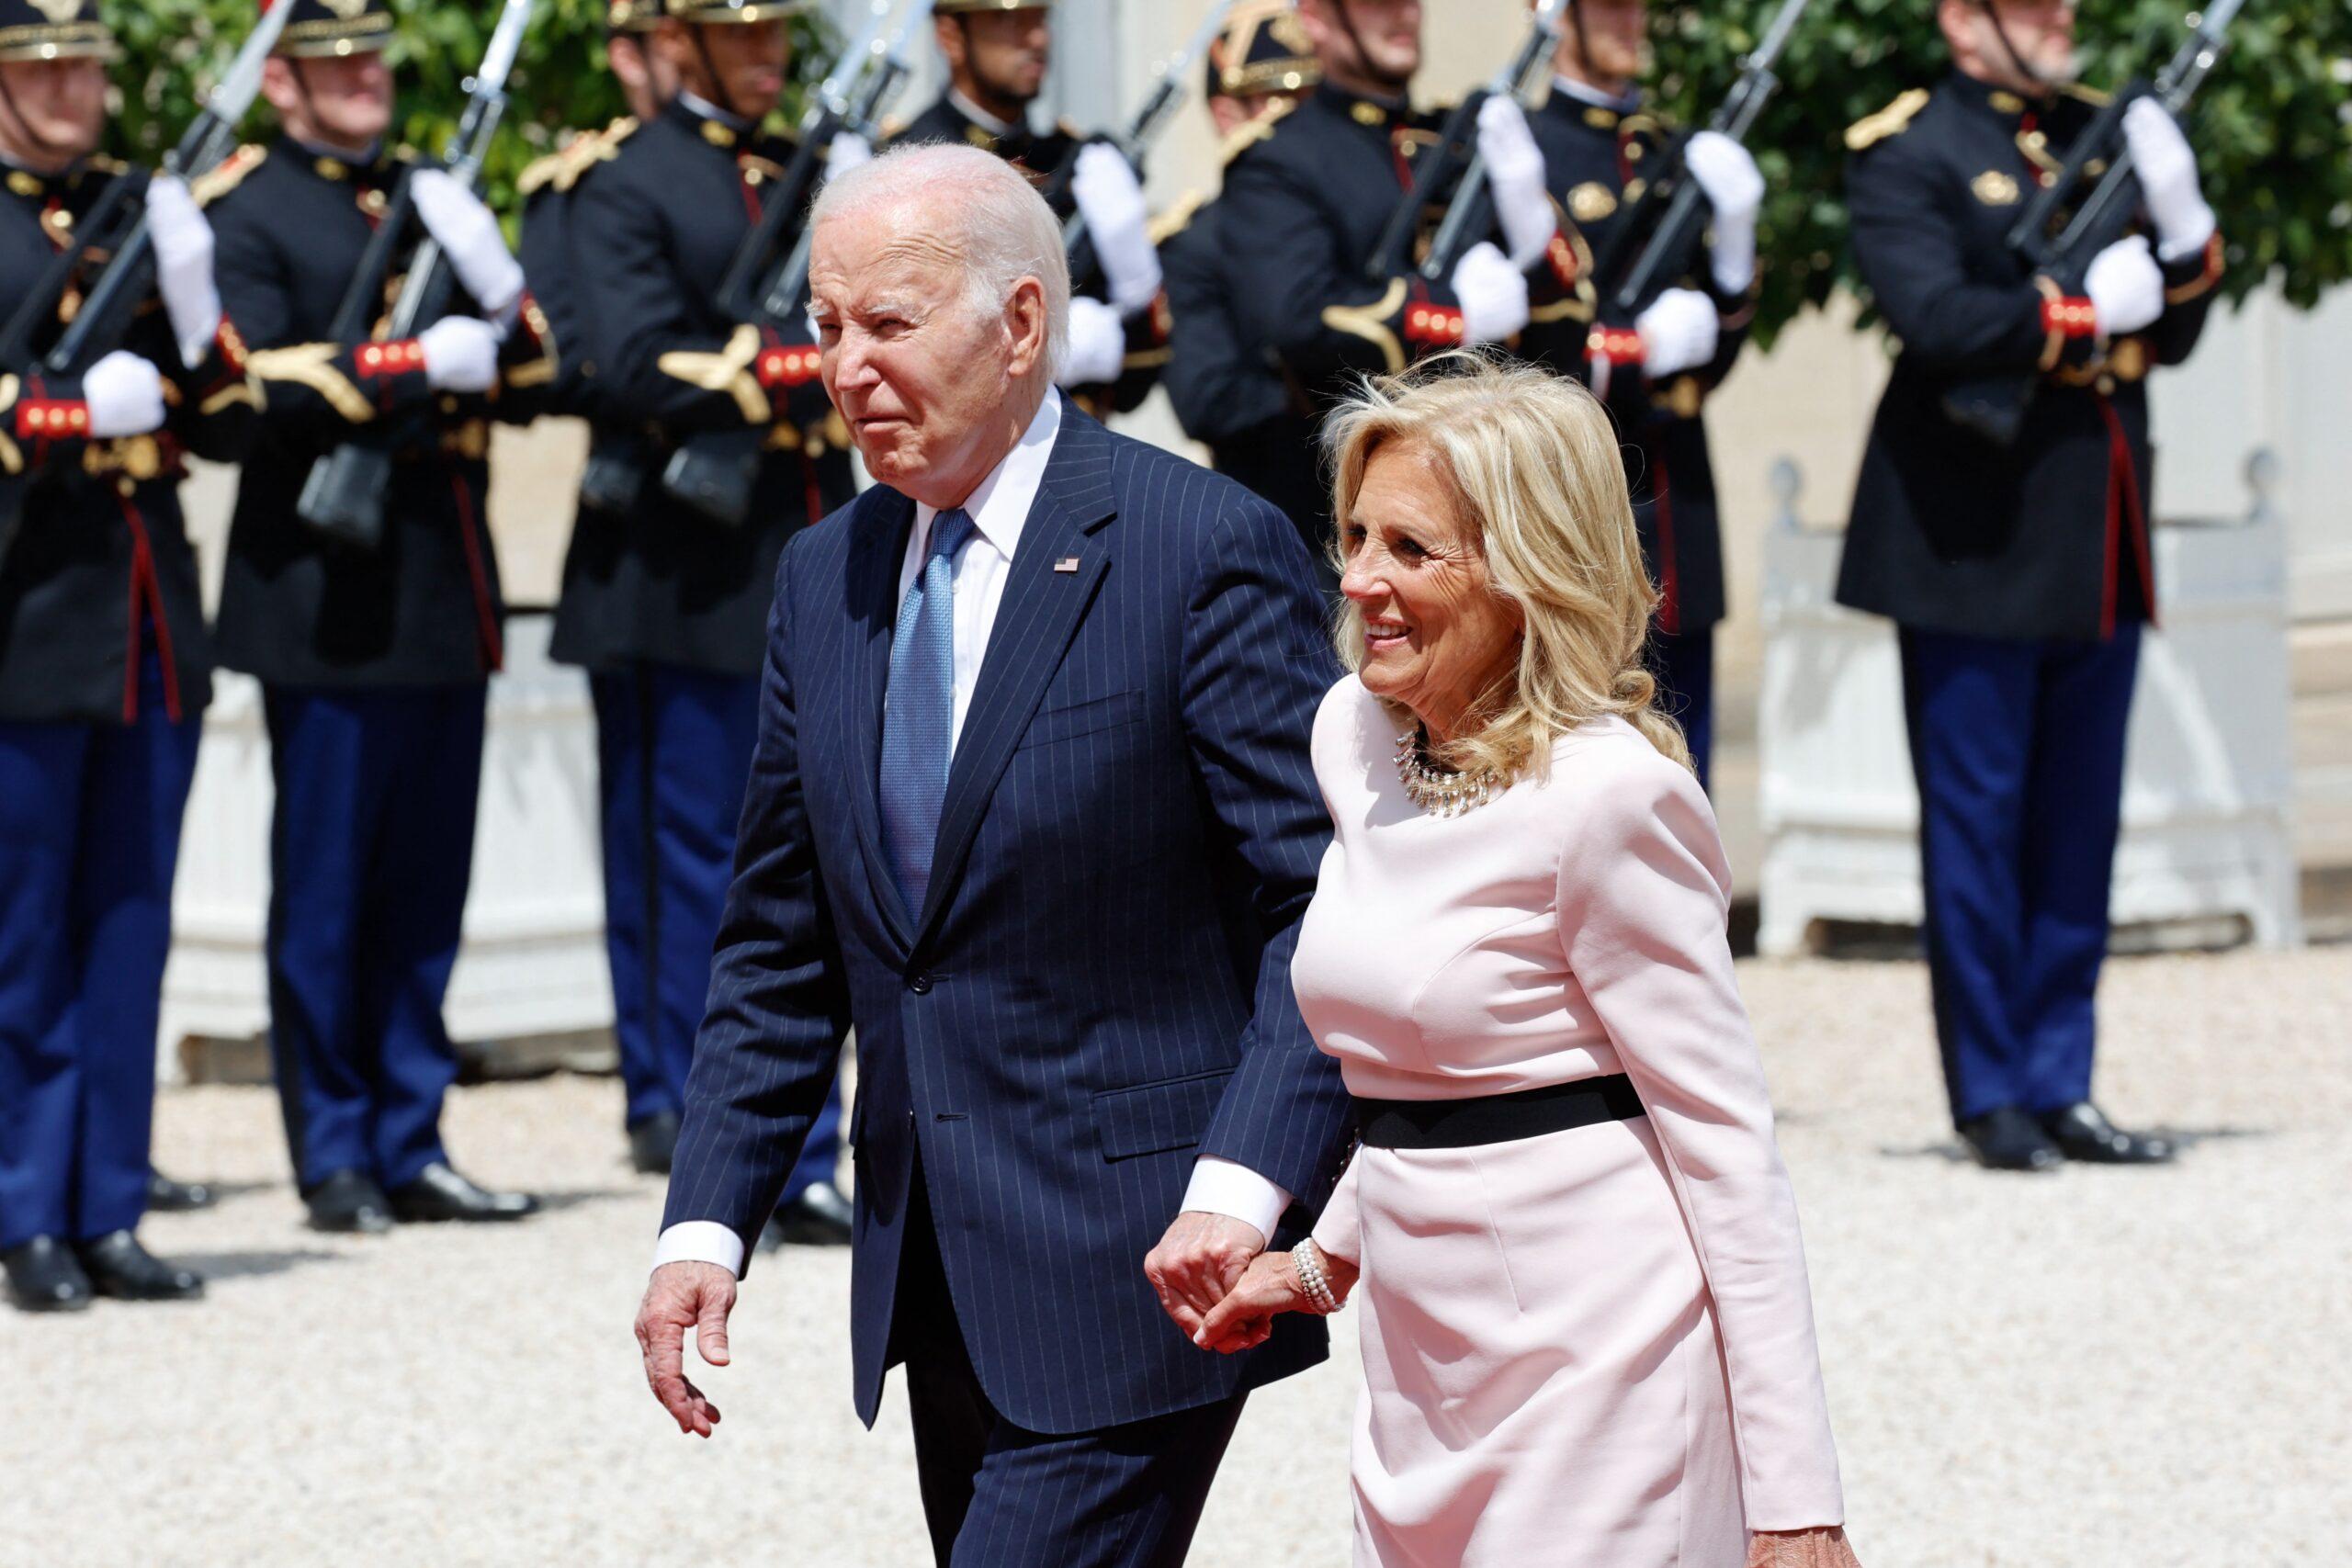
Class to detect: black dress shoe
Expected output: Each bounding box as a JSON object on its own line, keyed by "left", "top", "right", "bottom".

{"left": 76, "top": 1232, "right": 205, "bottom": 1303}
{"left": 3, "top": 1236, "right": 94, "bottom": 1314}
{"left": 628, "top": 1111, "right": 681, "bottom": 1176}
{"left": 2038, "top": 1102, "right": 2176, "bottom": 1165}
{"left": 761, "top": 1181, "right": 854, "bottom": 1251}
{"left": 306, "top": 1168, "right": 396, "bottom": 1235}
{"left": 389, "top": 1162, "right": 540, "bottom": 1224}
{"left": 147, "top": 1171, "right": 219, "bottom": 1213}
{"left": 1957, "top": 1107, "right": 2063, "bottom": 1173}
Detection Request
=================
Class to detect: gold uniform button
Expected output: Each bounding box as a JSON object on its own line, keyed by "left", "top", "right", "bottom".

{"left": 1351, "top": 101, "right": 1385, "bottom": 128}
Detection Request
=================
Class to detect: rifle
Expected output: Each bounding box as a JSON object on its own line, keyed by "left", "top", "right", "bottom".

{"left": 1415, "top": 0, "right": 1569, "bottom": 283}
{"left": 1588, "top": 0, "right": 1811, "bottom": 317}
{"left": 0, "top": 0, "right": 294, "bottom": 569}
{"left": 661, "top": 0, "right": 921, "bottom": 527}
{"left": 295, "top": 0, "right": 535, "bottom": 549}
{"left": 1059, "top": 1, "right": 1234, "bottom": 292}
{"left": 1942, "top": 0, "right": 2244, "bottom": 446}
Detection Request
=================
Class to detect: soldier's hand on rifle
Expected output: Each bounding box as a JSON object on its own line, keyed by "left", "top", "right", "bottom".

{"left": 1451, "top": 242, "right": 1531, "bottom": 347}
{"left": 410, "top": 169, "right": 526, "bottom": 325}
{"left": 2120, "top": 97, "right": 2214, "bottom": 263}
{"left": 1635, "top": 288, "right": 1721, "bottom": 378}
{"left": 1475, "top": 96, "right": 1556, "bottom": 271}
{"left": 143, "top": 175, "right": 222, "bottom": 371}
{"left": 83, "top": 351, "right": 168, "bottom": 440}
{"left": 1071, "top": 143, "right": 1163, "bottom": 317}
{"left": 1684, "top": 130, "right": 1765, "bottom": 297}
{"left": 1058, "top": 297, "right": 1129, "bottom": 389}
{"left": 2083, "top": 235, "right": 2165, "bottom": 338}
{"left": 418, "top": 318, "right": 503, "bottom": 395}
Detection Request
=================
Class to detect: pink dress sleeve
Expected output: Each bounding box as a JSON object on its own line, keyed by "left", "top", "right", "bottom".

{"left": 1307, "top": 1155, "right": 1362, "bottom": 1265}
{"left": 1553, "top": 745, "right": 1845, "bottom": 1531}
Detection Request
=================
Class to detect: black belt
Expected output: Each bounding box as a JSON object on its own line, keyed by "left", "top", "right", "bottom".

{"left": 1354, "top": 1074, "right": 1645, "bottom": 1151}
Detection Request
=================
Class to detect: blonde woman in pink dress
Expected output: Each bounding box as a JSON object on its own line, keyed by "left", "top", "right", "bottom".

{"left": 1202, "top": 355, "right": 1859, "bottom": 1568}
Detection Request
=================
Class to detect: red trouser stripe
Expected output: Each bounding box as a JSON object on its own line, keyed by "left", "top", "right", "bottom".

{"left": 449, "top": 476, "right": 504, "bottom": 673}
{"left": 115, "top": 491, "right": 185, "bottom": 724}
{"left": 2095, "top": 396, "right": 2157, "bottom": 637}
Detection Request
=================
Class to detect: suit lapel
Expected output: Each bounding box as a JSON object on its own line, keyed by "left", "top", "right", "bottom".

{"left": 847, "top": 488, "right": 919, "bottom": 952}
{"left": 914, "top": 413, "right": 1119, "bottom": 945}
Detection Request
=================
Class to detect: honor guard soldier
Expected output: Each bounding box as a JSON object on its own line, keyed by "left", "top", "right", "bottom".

{"left": 1839, "top": 0, "right": 2223, "bottom": 1172}
{"left": 1159, "top": 4, "right": 1328, "bottom": 565}
{"left": 203, "top": 0, "right": 555, "bottom": 1234}
{"left": 1217, "top": 0, "right": 1535, "bottom": 558}
{"left": 1511, "top": 0, "right": 1766, "bottom": 787}
{"left": 889, "top": 0, "right": 1171, "bottom": 418}
{"left": 564, "top": 0, "right": 854, "bottom": 1245}
{"left": 0, "top": 0, "right": 255, "bottom": 1313}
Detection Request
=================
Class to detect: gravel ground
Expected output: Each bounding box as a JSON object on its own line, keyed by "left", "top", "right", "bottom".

{"left": 11, "top": 948, "right": 2349, "bottom": 1568}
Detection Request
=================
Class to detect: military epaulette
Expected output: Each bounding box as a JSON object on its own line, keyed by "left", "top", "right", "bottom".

{"left": 1845, "top": 88, "right": 1930, "bottom": 152}
{"left": 518, "top": 117, "right": 638, "bottom": 197}
{"left": 1220, "top": 96, "right": 1297, "bottom": 167}
{"left": 1147, "top": 188, "right": 1207, "bottom": 246}
{"left": 191, "top": 145, "right": 266, "bottom": 208}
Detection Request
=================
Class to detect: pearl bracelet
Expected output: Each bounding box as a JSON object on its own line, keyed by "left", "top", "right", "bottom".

{"left": 1293, "top": 1240, "right": 1341, "bottom": 1314}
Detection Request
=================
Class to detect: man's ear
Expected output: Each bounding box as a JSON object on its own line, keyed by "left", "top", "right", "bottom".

{"left": 934, "top": 15, "right": 967, "bottom": 77}
{"left": 259, "top": 57, "right": 299, "bottom": 118}
{"left": 1002, "top": 276, "right": 1050, "bottom": 380}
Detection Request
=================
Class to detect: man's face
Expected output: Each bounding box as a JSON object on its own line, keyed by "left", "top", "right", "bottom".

{"left": 263, "top": 51, "right": 395, "bottom": 150}
{"left": 665, "top": 20, "right": 791, "bottom": 121}
{"left": 1302, "top": 0, "right": 1422, "bottom": 91}
{"left": 0, "top": 58, "right": 107, "bottom": 166}
{"left": 1943, "top": 0, "right": 2077, "bottom": 91}
{"left": 1555, "top": 0, "right": 1648, "bottom": 86}
{"left": 809, "top": 200, "right": 1047, "bottom": 502}
{"left": 943, "top": 10, "right": 1052, "bottom": 106}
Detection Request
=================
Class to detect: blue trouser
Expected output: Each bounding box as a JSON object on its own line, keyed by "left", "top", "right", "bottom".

{"left": 262, "top": 683, "right": 485, "bottom": 1192}
{"left": 1900, "top": 625, "right": 2142, "bottom": 1126}
{"left": 0, "top": 655, "right": 200, "bottom": 1249}
{"left": 1648, "top": 625, "right": 1716, "bottom": 792}
{"left": 591, "top": 665, "right": 840, "bottom": 1197}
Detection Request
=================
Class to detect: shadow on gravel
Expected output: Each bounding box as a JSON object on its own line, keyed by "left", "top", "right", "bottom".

{"left": 169, "top": 1249, "right": 345, "bottom": 1281}
{"left": 526, "top": 1188, "right": 634, "bottom": 1216}
{"left": 1877, "top": 1124, "right": 2277, "bottom": 1165}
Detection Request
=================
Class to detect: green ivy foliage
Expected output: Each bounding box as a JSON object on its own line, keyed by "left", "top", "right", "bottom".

{"left": 1646, "top": 0, "right": 2352, "bottom": 342}
{"left": 100, "top": 0, "right": 833, "bottom": 231}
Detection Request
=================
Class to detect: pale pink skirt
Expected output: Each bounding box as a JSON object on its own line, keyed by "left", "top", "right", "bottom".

{"left": 1348, "top": 1116, "right": 1745, "bottom": 1568}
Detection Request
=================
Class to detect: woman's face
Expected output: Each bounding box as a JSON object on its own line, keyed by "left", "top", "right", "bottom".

{"left": 1340, "top": 439, "right": 1521, "bottom": 743}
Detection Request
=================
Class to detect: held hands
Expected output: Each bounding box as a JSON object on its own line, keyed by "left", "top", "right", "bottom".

{"left": 1194, "top": 1246, "right": 1361, "bottom": 1354}
{"left": 1683, "top": 130, "right": 1764, "bottom": 297}
{"left": 143, "top": 175, "right": 222, "bottom": 370}
{"left": 1636, "top": 288, "right": 1722, "bottom": 378}
{"left": 83, "top": 350, "right": 169, "bottom": 439}
{"left": 2084, "top": 235, "right": 2165, "bottom": 337}
{"left": 410, "top": 168, "right": 526, "bottom": 322}
{"left": 1475, "top": 95, "right": 1557, "bottom": 270}
{"left": 636, "top": 1260, "right": 738, "bottom": 1438}
{"left": 2120, "top": 98, "right": 2214, "bottom": 263}
{"left": 1451, "top": 242, "right": 1532, "bottom": 346}
{"left": 1070, "top": 142, "right": 1164, "bottom": 316}
{"left": 419, "top": 317, "right": 503, "bottom": 394}
{"left": 1143, "top": 1211, "right": 1267, "bottom": 1341}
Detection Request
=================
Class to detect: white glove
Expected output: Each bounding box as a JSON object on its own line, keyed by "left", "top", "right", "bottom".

{"left": 83, "top": 351, "right": 169, "bottom": 439}
{"left": 410, "top": 168, "right": 526, "bottom": 321}
{"left": 1476, "top": 95, "right": 1556, "bottom": 270}
{"left": 826, "top": 130, "right": 874, "bottom": 180}
{"left": 1070, "top": 142, "right": 1163, "bottom": 317}
{"left": 1450, "top": 241, "right": 1530, "bottom": 346}
{"left": 1058, "top": 296, "right": 1128, "bottom": 388}
{"left": 419, "top": 317, "right": 502, "bottom": 394}
{"left": 2084, "top": 234, "right": 2165, "bottom": 337}
{"left": 144, "top": 175, "right": 221, "bottom": 370}
{"left": 2121, "top": 97, "right": 2215, "bottom": 263}
{"left": 1635, "top": 288, "right": 1721, "bottom": 378}
{"left": 1683, "top": 130, "right": 1764, "bottom": 297}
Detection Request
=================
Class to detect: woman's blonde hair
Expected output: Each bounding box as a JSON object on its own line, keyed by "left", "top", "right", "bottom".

{"left": 1323, "top": 350, "right": 1690, "bottom": 778}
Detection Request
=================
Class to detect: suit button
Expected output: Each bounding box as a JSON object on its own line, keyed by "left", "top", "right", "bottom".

{"left": 908, "top": 972, "right": 933, "bottom": 994}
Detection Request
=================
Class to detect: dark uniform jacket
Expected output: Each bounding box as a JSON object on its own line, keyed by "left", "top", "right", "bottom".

{"left": 202, "top": 139, "right": 557, "bottom": 688}
{"left": 1839, "top": 73, "right": 2224, "bottom": 642}
{"left": 887, "top": 92, "right": 1168, "bottom": 419}
{"left": 1519, "top": 90, "right": 1754, "bottom": 636}
{"left": 559, "top": 98, "right": 854, "bottom": 679}
{"left": 0, "top": 157, "right": 255, "bottom": 724}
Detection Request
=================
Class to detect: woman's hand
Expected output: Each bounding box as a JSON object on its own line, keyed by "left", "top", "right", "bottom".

{"left": 1194, "top": 1247, "right": 1361, "bottom": 1354}
{"left": 1747, "top": 1525, "right": 1860, "bottom": 1567}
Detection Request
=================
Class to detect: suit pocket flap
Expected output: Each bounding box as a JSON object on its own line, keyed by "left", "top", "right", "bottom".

{"left": 1091, "top": 1069, "right": 1233, "bottom": 1161}
{"left": 1018, "top": 689, "right": 1143, "bottom": 750}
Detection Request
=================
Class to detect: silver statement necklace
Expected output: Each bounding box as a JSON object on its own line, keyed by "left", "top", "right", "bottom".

{"left": 1393, "top": 728, "right": 1507, "bottom": 818}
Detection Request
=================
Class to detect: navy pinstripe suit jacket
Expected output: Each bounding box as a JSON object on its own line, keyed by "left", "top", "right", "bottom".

{"left": 662, "top": 404, "right": 1355, "bottom": 1435}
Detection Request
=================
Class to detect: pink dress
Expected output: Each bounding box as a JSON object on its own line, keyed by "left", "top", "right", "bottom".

{"left": 1295, "top": 678, "right": 1845, "bottom": 1566}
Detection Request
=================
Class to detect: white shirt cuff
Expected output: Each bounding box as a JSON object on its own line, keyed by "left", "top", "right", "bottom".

{"left": 1181, "top": 1156, "right": 1292, "bottom": 1248}
{"left": 652, "top": 1221, "right": 747, "bottom": 1279}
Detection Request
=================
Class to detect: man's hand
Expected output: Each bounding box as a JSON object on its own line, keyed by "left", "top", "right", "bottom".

{"left": 410, "top": 167, "right": 526, "bottom": 321}
{"left": 1144, "top": 1211, "right": 1264, "bottom": 1340}
{"left": 635, "top": 1260, "right": 738, "bottom": 1438}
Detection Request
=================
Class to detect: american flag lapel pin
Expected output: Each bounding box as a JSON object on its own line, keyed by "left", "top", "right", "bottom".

{"left": 1054, "top": 556, "right": 1082, "bottom": 574}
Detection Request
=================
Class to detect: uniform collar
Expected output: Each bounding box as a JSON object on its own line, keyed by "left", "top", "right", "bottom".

{"left": 1317, "top": 80, "right": 1410, "bottom": 132}
{"left": 946, "top": 87, "right": 1023, "bottom": 141}
{"left": 288, "top": 135, "right": 384, "bottom": 182}
{"left": 671, "top": 92, "right": 748, "bottom": 150}
{"left": 1947, "top": 70, "right": 2040, "bottom": 120}
{"left": 1, "top": 152, "right": 90, "bottom": 201}
{"left": 1551, "top": 75, "right": 1643, "bottom": 117}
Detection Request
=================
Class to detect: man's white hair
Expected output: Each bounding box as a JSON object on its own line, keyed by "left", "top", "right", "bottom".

{"left": 811, "top": 142, "right": 1071, "bottom": 378}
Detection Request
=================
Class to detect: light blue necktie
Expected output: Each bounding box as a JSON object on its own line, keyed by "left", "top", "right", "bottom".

{"left": 879, "top": 507, "right": 977, "bottom": 917}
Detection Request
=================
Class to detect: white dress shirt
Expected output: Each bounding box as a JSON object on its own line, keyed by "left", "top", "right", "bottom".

{"left": 653, "top": 391, "right": 1289, "bottom": 1278}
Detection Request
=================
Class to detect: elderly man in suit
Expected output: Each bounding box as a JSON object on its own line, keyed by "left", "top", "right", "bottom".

{"left": 632, "top": 143, "right": 1352, "bottom": 1564}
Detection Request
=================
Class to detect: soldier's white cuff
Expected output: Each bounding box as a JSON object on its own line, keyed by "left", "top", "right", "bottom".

{"left": 1181, "top": 1156, "right": 1291, "bottom": 1248}
{"left": 653, "top": 1221, "right": 747, "bottom": 1279}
